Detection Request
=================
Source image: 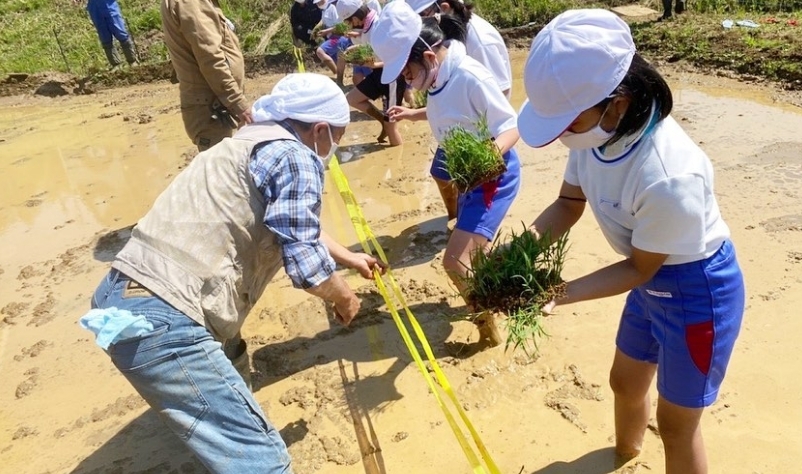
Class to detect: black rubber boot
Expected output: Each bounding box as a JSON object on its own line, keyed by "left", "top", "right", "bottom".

{"left": 121, "top": 39, "right": 139, "bottom": 65}
{"left": 103, "top": 43, "right": 121, "bottom": 69}
{"left": 224, "top": 335, "right": 252, "bottom": 391}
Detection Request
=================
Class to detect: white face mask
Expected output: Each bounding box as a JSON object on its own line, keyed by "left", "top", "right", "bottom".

{"left": 407, "top": 57, "right": 439, "bottom": 91}
{"left": 559, "top": 101, "right": 617, "bottom": 150}
{"left": 314, "top": 125, "right": 338, "bottom": 165}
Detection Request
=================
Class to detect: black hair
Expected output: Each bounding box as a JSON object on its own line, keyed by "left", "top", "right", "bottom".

{"left": 286, "top": 118, "right": 313, "bottom": 131}
{"left": 440, "top": 0, "right": 473, "bottom": 24}
{"left": 407, "top": 14, "right": 467, "bottom": 68}
{"left": 601, "top": 53, "right": 673, "bottom": 146}
{"left": 346, "top": 5, "right": 368, "bottom": 21}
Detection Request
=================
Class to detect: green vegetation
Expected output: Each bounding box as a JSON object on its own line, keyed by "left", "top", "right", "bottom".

{"left": 630, "top": 12, "right": 802, "bottom": 84}
{"left": 342, "top": 44, "right": 375, "bottom": 64}
{"left": 440, "top": 116, "right": 505, "bottom": 193}
{"left": 332, "top": 22, "right": 351, "bottom": 35}
{"left": 410, "top": 89, "right": 428, "bottom": 109}
{"left": 0, "top": 0, "right": 295, "bottom": 74}
{"left": 466, "top": 227, "right": 569, "bottom": 357}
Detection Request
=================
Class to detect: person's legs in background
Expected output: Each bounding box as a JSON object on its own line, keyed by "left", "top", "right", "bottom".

{"left": 316, "top": 37, "right": 339, "bottom": 76}
{"left": 88, "top": 6, "right": 121, "bottom": 69}
{"left": 107, "top": 1, "right": 138, "bottom": 65}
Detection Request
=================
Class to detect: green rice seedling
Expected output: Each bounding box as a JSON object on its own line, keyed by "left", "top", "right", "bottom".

{"left": 332, "top": 22, "right": 351, "bottom": 35}
{"left": 342, "top": 44, "right": 375, "bottom": 64}
{"left": 439, "top": 115, "right": 506, "bottom": 193}
{"left": 465, "top": 225, "right": 569, "bottom": 357}
{"left": 410, "top": 89, "right": 428, "bottom": 109}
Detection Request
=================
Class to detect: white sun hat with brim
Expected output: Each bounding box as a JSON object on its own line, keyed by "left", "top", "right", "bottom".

{"left": 250, "top": 73, "right": 350, "bottom": 127}
{"left": 370, "top": 0, "right": 423, "bottom": 84}
{"left": 335, "top": 0, "right": 363, "bottom": 20}
{"left": 405, "top": 0, "right": 436, "bottom": 14}
{"left": 517, "top": 9, "right": 636, "bottom": 148}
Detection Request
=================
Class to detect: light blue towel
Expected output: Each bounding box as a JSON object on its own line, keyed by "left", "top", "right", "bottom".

{"left": 80, "top": 307, "right": 154, "bottom": 350}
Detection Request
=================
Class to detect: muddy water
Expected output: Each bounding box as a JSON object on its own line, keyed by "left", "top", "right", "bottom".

{"left": 1, "top": 50, "right": 802, "bottom": 474}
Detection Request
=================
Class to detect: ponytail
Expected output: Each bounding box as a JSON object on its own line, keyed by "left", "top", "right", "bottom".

{"left": 440, "top": 0, "right": 472, "bottom": 24}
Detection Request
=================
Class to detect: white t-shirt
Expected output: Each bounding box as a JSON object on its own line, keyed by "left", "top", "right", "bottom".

{"left": 465, "top": 14, "right": 512, "bottom": 97}
{"left": 322, "top": 4, "right": 339, "bottom": 28}
{"left": 426, "top": 41, "right": 517, "bottom": 143}
{"left": 350, "top": 8, "right": 377, "bottom": 45}
{"left": 563, "top": 114, "right": 730, "bottom": 265}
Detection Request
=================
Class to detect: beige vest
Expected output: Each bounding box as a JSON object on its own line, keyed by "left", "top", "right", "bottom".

{"left": 113, "top": 123, "right": 299, "bottom": 340}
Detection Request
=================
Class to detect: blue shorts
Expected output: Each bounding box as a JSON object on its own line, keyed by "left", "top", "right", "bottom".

{"left": 430, "top": 147, "right": 521, "bottom": 240}
{"left": 319, "top": 37, "right": 340, "bottom": 62}
{"left": 616, "top": 240, "right": 745, "bottom": 408}
{"left": 353, "top": 65, "right": 373, "bottom": 77}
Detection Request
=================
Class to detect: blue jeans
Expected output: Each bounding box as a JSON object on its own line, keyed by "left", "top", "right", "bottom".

{"left": 91, "top": 269, "right": 292, "bottom": 473}
{"left": 87, "top": 0, "right": 130, "bottom": 45}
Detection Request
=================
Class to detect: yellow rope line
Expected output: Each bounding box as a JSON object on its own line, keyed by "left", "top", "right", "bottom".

{"left": 328, "top": 156, "right": 501, "bottom": 474}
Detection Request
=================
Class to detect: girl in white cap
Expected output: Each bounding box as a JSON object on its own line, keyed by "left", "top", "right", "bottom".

{"left": 406, "top": 0, "right": 512, "bottom": 98}
{"left": 336, "top": 0, "right": 405, "bottom": 146}
{"left": 372, "top": 0, "right": 521, "bottom": 345}
{"left": 81, "top": 73, "right": 383, "bottom": 474}
{"left": 517, "top": 9, "right": 744, "bottom": 474}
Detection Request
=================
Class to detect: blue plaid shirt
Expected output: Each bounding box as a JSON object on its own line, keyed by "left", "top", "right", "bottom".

{"left": 248, "top": 136, "right": 335, "bottom": 289}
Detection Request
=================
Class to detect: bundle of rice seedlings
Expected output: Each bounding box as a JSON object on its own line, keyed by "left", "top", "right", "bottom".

{"left": 439, "top": 115, "right": 506, "bottom": 193}
{"left": 465, "top": 226, "right": 569, "bottom": 356}
{"left": 342, "top": 44, "right": 375, "bottom": 64}
{"left": 332, "top": 22, "right": 351, "bottom": 35}
{"left": 410, "top": 89, "right": 428, "bottom": 109}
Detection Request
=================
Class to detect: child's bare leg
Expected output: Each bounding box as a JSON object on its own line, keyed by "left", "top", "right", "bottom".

{"left": 610, "top": 350, "right": 657, "bottom": 463}
{"left": 433, "top": 177, "right": 458, "bottom": 220}
{"left": 316, "top": 47, "right": 337, "bottom": 75}
{"left": 443, "top": 229, "right": 501, "bottom": 346}
{"left": 657, "top": 396, "right": 707, "bottom": 474}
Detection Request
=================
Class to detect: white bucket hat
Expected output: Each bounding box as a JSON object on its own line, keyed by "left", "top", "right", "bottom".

{"left": 250, "top": 73, "right": 350, "bottom": 127}
{"left": 370, "top": 0, "right": 423, "bottom": 84}
{"left": 517, "top": 9, "right": 636, "bottom": 148}
{"left": 406, "top": 0, "right": 436, "bottom": 14}
{"left": 336, "top": 0, "right": 363, "bottom": 20}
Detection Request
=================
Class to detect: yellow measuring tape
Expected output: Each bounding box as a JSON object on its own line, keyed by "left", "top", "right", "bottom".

{"left": 328, "top": 156, "right": 501, "bottom": 474}
{"left": 293, "top": 47, "right": 306, "bottom": 72}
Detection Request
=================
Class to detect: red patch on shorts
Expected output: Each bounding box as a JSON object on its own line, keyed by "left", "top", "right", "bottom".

{"left": 685, "top": 321, "right": 714, "bottom": 375}
{"left": 482, "top": 180, "right": 499, "bottom": 209}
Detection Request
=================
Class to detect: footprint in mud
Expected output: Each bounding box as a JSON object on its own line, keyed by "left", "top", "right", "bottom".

{"left": 15, "top": 368, "right": 39, "bottom": 399}
{"left": 543, "top": 364, "right": 604, "bottom": 433}
{"left": 54, "top": 395, "right": 147, "bottom": 439}
{"left": 17, "top": 264, "right": 46, "bottom": 280}
{"left": 23, "top": 199, "right": 42, "bottom": 207}
{"left": 13, "top": 340, "right": 52, "bottom": 361}
{"left": 12, "top": 426, "right": 38, "bottom": 440}
{"left": 761, "top": 214, "right": 802, "bottom": 232}
{"left": 1, "top": 301, "right": 29, "bottom": 323}
{"left": 28, "top": 293, "right": 56, "bottom": 327}
{"left": 276, "top": 368, "right": 362, "bottom": 472}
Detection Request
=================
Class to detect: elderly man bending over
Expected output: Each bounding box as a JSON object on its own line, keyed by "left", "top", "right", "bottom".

{"left": 80, "top": 74, "right": 380, "bottom": 474}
